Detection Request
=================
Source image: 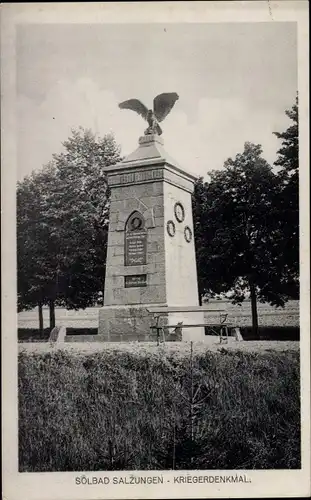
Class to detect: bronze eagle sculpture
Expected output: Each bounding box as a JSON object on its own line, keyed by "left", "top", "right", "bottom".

{"left": 118, "top": 92, "right": 179, "bottom": 136}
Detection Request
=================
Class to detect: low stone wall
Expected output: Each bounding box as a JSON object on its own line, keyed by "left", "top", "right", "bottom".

{"left": 49, "top": 325, "right": 66, "bottom": 343}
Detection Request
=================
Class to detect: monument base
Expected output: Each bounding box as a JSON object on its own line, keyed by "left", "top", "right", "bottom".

{"left": 99, "top": 304, "right": 158, "bottom": 342}
{"left": 98, "top": 305, "right": 205, "bottom": 342}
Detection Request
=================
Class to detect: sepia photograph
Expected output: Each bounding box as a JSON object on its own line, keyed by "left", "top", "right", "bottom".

{"left": 1, "top": 2, "right": 310, "bottom": 499}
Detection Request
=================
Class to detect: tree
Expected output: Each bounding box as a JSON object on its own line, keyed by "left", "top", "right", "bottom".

{"left": 273, "top": 95, "right": 299, "bottom": 293}
{"left": 17, "top": 128, "right": 121, "bottom": 330}
{"left": 192, "top": 177, "right": 209, "bottom": 305}
{"left": 193, "top": 142, "right": 287, "bottom": 337}
{"left": 17, "top": 163, "right": 60, "bottom": 332}
{"left": 274, "top": 95, "right": 298, "bottom": 175}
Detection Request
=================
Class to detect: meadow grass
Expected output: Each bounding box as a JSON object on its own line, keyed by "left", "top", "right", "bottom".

{"left": 18, "top": 347, "right": 300, "bottom": 471}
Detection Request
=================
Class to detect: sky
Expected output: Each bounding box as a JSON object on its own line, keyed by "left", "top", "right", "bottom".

{"left": 16, "top": 22, "right": 297, "bottom": 180}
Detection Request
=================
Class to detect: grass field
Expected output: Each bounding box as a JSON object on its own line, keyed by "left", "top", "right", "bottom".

{"left": 18, "top": 299, "right": 300, "bottom": 343}
{"left": 18, "top": 299, "right": 300, "bottom": 329}
{"left": 18, "top": 346, "right": 300, "bottom": 472}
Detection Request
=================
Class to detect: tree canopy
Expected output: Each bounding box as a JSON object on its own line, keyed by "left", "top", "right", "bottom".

{"left": 193, "top": 139, "right": 298, "bottom": 336}
{"left": 17, "top": 128, "right": 121, "bottom": 329}
{"left": 273, "top": 95, "right": 299, "bottom": 289}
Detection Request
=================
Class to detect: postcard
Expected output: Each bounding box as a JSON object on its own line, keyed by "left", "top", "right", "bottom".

{"left": 1, "top": 2, "right": 310, "bottom": 499}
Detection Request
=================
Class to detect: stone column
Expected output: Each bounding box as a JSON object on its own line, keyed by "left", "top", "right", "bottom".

{"left": 98, "top": 134, "right": 204, "bottom": 341}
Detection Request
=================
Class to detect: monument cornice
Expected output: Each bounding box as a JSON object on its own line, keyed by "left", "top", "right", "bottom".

{"left": 107, "top": 162, "right": 196, "bottom": 193}
{"left": 107, "top": 159, "right": 197, "bottom": 180}
{"left": 105, "top": 135, "right": 198, "bottom": 193}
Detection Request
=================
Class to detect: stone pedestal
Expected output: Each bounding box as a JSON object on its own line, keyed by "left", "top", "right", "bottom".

{"left": 99, "top": 134, "right": 204, "bottom": 341}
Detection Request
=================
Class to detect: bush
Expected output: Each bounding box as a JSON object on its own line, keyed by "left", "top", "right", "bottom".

{"left": 18, "top": 348, "right": 300, "bottom": 471}
{"left": 18, "top": 328, "right": 51, "bottom": 343}
{"left": 66, "top": 328, "right": 98, "bottom": 336}
{"left": 241, "top": 326, "right": 299, "bottom": 341}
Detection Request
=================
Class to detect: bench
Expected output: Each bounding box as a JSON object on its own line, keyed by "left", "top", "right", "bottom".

{"left": 146, "top": 305, "right": 232, "bottom": 345}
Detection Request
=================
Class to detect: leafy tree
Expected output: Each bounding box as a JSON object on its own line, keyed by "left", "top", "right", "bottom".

{"left": 17, "top": 128, "right": 121, "bottom": 330}
{"left": 193, "top": 142, "right": 287, "bottom": 337}
{"left": 274, "top": 95, "right": 298, "bottom": 175}
{"left": 192, "top": 177, "right": 209, "bottom": 305}
{"left": 273, "top": 95, "right": 299, "bottom": 292}
{"left": 17, "top": 163, "right": 59, "bottom": 332}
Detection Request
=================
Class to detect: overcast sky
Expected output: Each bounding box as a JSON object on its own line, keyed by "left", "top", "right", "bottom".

{"left": 17, "top": 22, "right": 297, "bottom": 180}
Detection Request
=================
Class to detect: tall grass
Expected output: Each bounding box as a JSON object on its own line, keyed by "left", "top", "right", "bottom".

{"left": 18, "top": 347, "right": 300, "bottom": 471}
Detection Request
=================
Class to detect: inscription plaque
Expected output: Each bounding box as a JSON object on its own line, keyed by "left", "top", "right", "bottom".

{"left": 125, "top": 274, "right": 147, "bottom": 288}
{"left": 125, "top": 231, "right": 147, "bottom": 266}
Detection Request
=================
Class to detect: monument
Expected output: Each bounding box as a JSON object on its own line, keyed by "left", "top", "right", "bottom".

{"left": 98, "top": 93, "right": 205, "bottom": 341}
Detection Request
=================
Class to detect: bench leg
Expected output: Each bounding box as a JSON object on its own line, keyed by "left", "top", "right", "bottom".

{"left": 154, "top": 315, "right": 161, "bottom": 346}
{"left": 162, "top": 327, "right": 166, "bottom": 344}
{"left": 157, "top": 328, "right": 161, "bottom": 346}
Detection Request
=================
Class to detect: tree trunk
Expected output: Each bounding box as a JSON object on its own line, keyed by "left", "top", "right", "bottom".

{"left": 49, "top": 300, "right": 55, "bottom": 330}
{"left": 38, "top": 301, "right": 44, "bottom": 336}
{"left": 198, "top": 281, "right": 203, "bottom": 306}
{"left": 249, "top": 280, "right": 259, "bottom": 338}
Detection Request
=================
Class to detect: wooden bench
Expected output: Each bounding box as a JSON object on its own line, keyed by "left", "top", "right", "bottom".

{"left": 147, "top": 305, "right": 231, "bottom": 345}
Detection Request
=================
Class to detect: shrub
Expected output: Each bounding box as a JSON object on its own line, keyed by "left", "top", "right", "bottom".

{"left": 18, "top": 328, "right": 51, "bottom": 343}
{"left": 18, "top": 347, "right": 300, "bottom": 471}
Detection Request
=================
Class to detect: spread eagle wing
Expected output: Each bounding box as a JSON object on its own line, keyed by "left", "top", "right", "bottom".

{"left": 118, "top": 99, "right": 149, "bottom": 120}
{"left": 153, "top": 92, "right": 179, "bottom": 122}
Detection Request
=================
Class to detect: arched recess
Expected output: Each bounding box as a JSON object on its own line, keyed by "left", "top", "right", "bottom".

{"left": 116, "top": 198, "right": 155, "bottom": 231}
{"left": 124, "top": 210, "right": 147, "bottom": 266}
{"left": 125, "top": 211, "right": 145, "bottom": 232}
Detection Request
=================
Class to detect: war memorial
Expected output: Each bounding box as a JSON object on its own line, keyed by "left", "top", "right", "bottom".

{"left": 98, "top": 93, "right": 206, "bottom": 342}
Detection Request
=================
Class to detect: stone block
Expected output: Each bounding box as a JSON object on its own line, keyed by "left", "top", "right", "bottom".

{"left": 116, "top": 222, "right": 125, "bottom": 232}
{"left": 145, "top": 217, "right": 155, "bottom": 229}
{"left": 98, "top": 305, "right": 156, "bottom": 341}
{"left": 123, "top": 264, "right": 148, "bottom": 275}
{"left": 49, "top": 326, "right": 60, "bottom": 343}
{"left": 111, "top": 275, "right": 124, "bottom": 287}
{"left": 104, "top": 288, "right": 114, "bottom": 305}
{"left": 109, "top": 212, "right": 118, "bottom": 224}
{"left": 125, "top": 288, "right": 142, "bottom": 305}
{"left": 153, "top": 216, "right": 165, "bottom": 228}
{"left": 109, "top": 200, "right": 125, "bottom": 214}
{"left": 153, "top": 261, "right": 166, "bottom": 273}
{"left": 140, "top": 285, "right": 166, "bottom": 303}
{"left": 112, "top": 245, "right": 124, "bottom": 256}
{"left": 164, "top": 169, "right": 194, "bottom": 194}
{"left": 148, "top": 272, "right": 166, "bottom": 286}
{"left": 57, "top": 326, "right": 67, "bottom": 343}
{"left": 153, "top": 205, "right": 164, "bottom": 218}
{"left": 152, "top": 182, "right": 163, "bottom": 196}
{"left": 139, "top": 196, "right": 164, "bottom": 209}
{"left": 139, "top": 183, "right": 159, "bottom": 197}
{"left": 146, "top": 263, "right": 157, "bottom": 275}
{"left": 105, "top": 257, "right": 125, "bottom": 271}
{"left": 108, "top": 231, "right": 124, "bottom": 247}
{"left": 120, "top": 186, "right": 144, "bottom": 201}
{"left": 124, "top": 198, "right": 143, "bottom": 212}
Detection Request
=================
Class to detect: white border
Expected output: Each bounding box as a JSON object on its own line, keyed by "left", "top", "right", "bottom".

{"left": 1, "top": 2, "right": 310, "bottom": 499}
